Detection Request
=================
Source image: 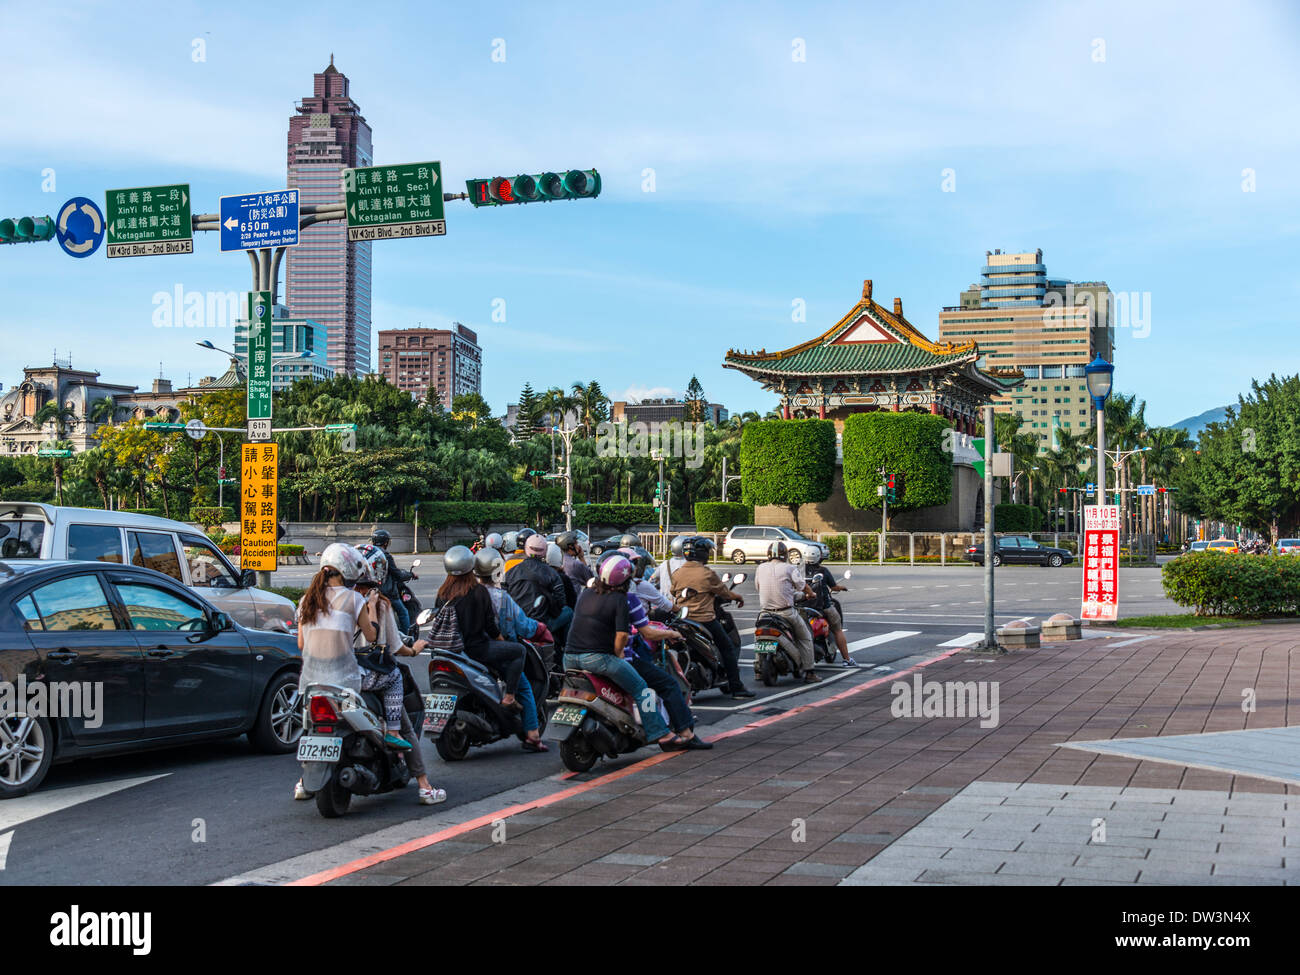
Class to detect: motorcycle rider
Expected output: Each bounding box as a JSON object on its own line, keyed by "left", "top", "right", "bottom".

{"left": 615, "top": 546, "right": 673, "bottom": 614}
{"left": 547, "top": 542, "right": 578, "bottom": 608}
{"left": 654, "top": 534, "right": 693, "bottom": 594}
{"left": 805, "top": 550, "right": 854, "bottom": 667}
{"left": 483, "top": 531, "right": 504, "bottom": 554}
{"left": 506, "top": 533, "right": 573, "bottom": 643}
{"left": 564, "top": 555, "right": 688, "bottom": 750}
{"left": 370, "top": 529, "right": 414, "bottom": 636}
{"left": 504, "top": 527, "right": 536, "bottom": 575}
{"left": 355, "top": 547, "right": 447, "bottom": 804}
{"left": 473, "top": 548, "right": 549, "bottom": 753}
{"left": 557, "top": 530, "right": 593, "bottom": 589}
{"left": 755, "top": 541, "right": 821, "bottom": 683}
{"left": 670, "top": 537, "right": 754, "bottom": 699}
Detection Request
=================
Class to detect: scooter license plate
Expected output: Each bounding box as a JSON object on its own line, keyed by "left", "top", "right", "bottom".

{"left": 755, "top": 640, "right": 778, "bottom": 654}
{"left": 296, "top": 736, "right": 342, "bottom": 762}
{"left": 423, "top": 693, "right": 458, "bottom": 733}
{"left": 551, "top": 705, "right": 586, "bottom": 727}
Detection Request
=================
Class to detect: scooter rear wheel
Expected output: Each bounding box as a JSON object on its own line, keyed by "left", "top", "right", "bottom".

{"left": 315, "top": 773, "right": 351, "bottom": 818}
{"left": 559, "top": 735, "right": 599, "bottom": 773}
{"left": 435, "top": 723, "right": 470, "bottom": 762}
{"left": 760, "top": 655, "right": 778, "bottom": 687}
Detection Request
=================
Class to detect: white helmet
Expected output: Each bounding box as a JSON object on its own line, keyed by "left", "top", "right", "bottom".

{"left": 545, "top": 542, "right": 564, "bottom": 569}
{"left": 484, "top": 531, "right": 503, "bottom": 551}
{"left": 320, "top": 543, "right": 367, "bottom": 584}
{"left": 355, "top": 542, "right": 388, "bottom": 585}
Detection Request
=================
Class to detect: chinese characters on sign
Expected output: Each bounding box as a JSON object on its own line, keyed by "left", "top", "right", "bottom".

{"left": 219, "top": 190, "right": 300, "bottom": 251}
{"left": 1081, "top": 504, "right": 1120, "bottom": 621}
{"left": 342, "top": 162, "right": 445, "bottom": 241}
{"left": 246, "top": 291, "right": 272, "bottom": 440}
{"left": 240, "top": 443, "right": 278, "bottom": 572}
{"left": 104, "top": 183, "right": 193, "bottom": 258}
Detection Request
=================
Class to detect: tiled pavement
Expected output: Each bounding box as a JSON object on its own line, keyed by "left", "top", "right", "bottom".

{"left": 306, "top": 625, "right": 1300, "bottom": 886}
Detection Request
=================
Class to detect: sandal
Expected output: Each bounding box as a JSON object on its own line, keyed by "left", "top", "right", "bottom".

{"left": 418, "top": 787, "right": 447, "bottom": 806}
{"left": 657, "top": 735, "right": 689, "bottom": 752}
{"left": 522, "top": 738, "right": 549, "bottom": 753}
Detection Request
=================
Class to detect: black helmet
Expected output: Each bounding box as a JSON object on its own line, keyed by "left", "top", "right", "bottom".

{"left": 556, "top": 530, "right": 579, "bottom": 552}
{"left": 684, "top": 537, "right": 715, "bottom": 563}
{"left": 370, "top": 529, "right": 391, "bottom": 547}
{"left": 515, "top": 528, "right": 536, "bottom": 551}
{"left": 767, "top": 540, "right": 789, "bottom": 562}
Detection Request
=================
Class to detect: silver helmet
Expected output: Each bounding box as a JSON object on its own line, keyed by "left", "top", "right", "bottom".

{"left": 545, "top": 542, "right": 564, "bottom": 568}
{"left": 670, "top": 534, "right": 692, "bottom": 558}
{"left": 484, "top": 531, "right": 503, "bottom": 551}
{"left": 474, "top": 547, "right": 505, "bottom": 584}
{"left": 444, "top": 544, "right": 476, "bottom": 577}
{"left": 320, "top": 543, "right": 368, "bottom": 584}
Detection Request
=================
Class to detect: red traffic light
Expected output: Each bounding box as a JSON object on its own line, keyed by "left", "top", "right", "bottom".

{"left": 487, "top": 177, "right": 515, "bottom": 204}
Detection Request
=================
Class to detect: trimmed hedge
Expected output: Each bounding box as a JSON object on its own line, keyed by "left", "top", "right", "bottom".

{"left": 739, "top": 419, "right": 835, "bottom": 529}
{"left": 842, "top": 412, "right": 953, "bottom": 511}
{"left": 1162, "top": 552, "right": 1300, "bottom": 617}
{"left": 417, "top": 502, "right": 528, "bottom": 532}
{"left": 190, "top": 506, "right": 234, "bottom": 527}
{"left": 695, "top": 501, "right": 752, "bottom": 532}
{"left": 574, "top": 504, "right": 657, "bottom": 531}
{"left": 119, "top": 507, "right": 163, "bottom": 517}
{"left": 994, "top": 504, "right": 1041, "bottom": 533}
{"left": 0, "top": 485, "right": 55, "bottom": 503}
{"left": 217, "top": 539, "right": 305, "bottom": 557}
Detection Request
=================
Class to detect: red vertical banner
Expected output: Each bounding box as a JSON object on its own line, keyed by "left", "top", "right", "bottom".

{"left": 1081, "top": 504, "right": 1120, "bottom": 621}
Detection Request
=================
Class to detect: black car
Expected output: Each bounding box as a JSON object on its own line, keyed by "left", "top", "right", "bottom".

{"left": 589, "top": 534, "right": 637, "bottom": 556}
{"left": 965, "top": 536, "right": 1074, "bottom": 567}
{"left": 0, "top": 560, "right": 303, "bottom": 798}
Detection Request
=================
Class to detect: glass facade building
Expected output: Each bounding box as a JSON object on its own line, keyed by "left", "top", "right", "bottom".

{"left": 233, "top": 313, "right": 334, "bottom": 392}
{"left": 285, "top": 59, "right": 373, "bottom": 376}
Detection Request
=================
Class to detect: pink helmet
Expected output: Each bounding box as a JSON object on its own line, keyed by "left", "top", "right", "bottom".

{"left": 525, "top": 533, "right": 548, "bottom": 558}
{"left": 599, "top": 555, "right": 634, "bottom": 588}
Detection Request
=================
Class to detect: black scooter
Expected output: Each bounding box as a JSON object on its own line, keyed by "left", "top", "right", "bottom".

{"left": 418, "top": 607, "right": 551, "bottom": 760}
{"left": 657, "top": 572, "right": 746, "bottom": 695}
{"left": 398, "top": 558, "right": 422, "bottom": 641}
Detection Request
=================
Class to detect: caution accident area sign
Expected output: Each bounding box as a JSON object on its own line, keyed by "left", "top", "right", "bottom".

{"left": 239, "top": 443, "right": 279, "bottom": 571}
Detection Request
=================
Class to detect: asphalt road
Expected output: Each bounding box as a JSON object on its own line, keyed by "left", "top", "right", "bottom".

{"left": 0, "top": 558, "right": 1180, "bottom": 885}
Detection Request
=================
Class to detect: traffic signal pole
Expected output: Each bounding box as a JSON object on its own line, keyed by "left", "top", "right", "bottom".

{"left": 977, "top": 404, "right": 1000, "bottom": 652}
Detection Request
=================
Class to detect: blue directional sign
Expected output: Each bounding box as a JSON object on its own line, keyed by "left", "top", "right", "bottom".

{"left": 1137, "top": 484, "right": 1155, "bottom": 496}
{"left": 1085, "top": 482, "right": 1096, "bottom": 495}
{"left": 219, "top": 190, "right": 299, "bottom": 252}
{"left": 55, "top": 197, "right": 105, "bottom": 258}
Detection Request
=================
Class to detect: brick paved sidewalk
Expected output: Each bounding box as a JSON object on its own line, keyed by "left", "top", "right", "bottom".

{"left": 304, "top": 625, "right": 1300, "bottom": 886}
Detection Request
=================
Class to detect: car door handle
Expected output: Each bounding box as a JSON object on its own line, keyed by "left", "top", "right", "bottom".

{"left": 146, "top": 647, "right": 177, "bottom": 659}
{"left": 47, "top": 650, "right": 78, "bottom": 662}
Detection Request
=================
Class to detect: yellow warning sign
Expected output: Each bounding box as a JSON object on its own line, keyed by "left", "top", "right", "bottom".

{"left": 239, "top": 442, "right": 278, "bottom": 571}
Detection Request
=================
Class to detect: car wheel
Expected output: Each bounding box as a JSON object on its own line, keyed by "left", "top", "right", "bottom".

{"left": 731, "top": 550, "right": 746, "bottom": 564}
{"left": 788, "top": 550, "right": 802, "bottom": 565}
{"left": 250, "top": 671, "right": 303, "bottom": 753}
{"left": 1049, "top": 554, "right": 1063, "bottom": 567}
{"left": 0, "top": 715, "right": 54, "bottom": 799}
{"left": 992, "top": 554, "right": 1002, "bottom": 567}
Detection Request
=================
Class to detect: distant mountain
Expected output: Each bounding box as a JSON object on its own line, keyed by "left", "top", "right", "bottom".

{"left": 1168, "top": 406, "right": 1231, "bottom": 440}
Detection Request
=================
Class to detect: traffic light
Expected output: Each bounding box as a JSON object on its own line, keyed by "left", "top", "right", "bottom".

{"left": 526, "top": 469, "right": 547, "bottom": 477}
{"left": 885, "top": 474, "right": 897, "bottom": 505}
{"left": 467, "top": 169, "right": 601, "bottom": 207}
{"left": 0, "top": 215, "right": 55, "bottom": 244}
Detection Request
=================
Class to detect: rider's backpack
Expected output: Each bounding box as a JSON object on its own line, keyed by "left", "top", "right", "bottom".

{"left": 425, "top": 601, "right": 465, "bottom": 656}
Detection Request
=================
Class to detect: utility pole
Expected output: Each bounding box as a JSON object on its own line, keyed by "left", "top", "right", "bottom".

{"left": 978, "top": 404, "right": 999, "bottom": 652}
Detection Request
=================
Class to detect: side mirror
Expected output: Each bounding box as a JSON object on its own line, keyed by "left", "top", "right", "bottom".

{"left": 585, "top": 578, "right": 596, "bottom": 588}
{"left": 721, "top": 572, "right": 731, "bottom": 584}
{"left": 211, "top": 611, "right": 233, "bottom": 632}
{"left": 239, "top": 568, "right": 256, "bottom": 588}
{"left": 843, "top": 570, "right": 852, "bottom": 580}
{"left": 411, "top": 559, "right": 422, "bottom": 569}
{"left": 533, "top": 595, "right": 546, "bottom": 609}
{"left": 416, "top": 608, "right": 434, "bottom": 626}
{"left": 733, "top": 572, "right": 746, "bottom": 584}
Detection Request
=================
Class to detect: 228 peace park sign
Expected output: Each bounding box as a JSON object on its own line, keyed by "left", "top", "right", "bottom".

{"left": 341, "top": 161, "right": 445, "bottom": 241}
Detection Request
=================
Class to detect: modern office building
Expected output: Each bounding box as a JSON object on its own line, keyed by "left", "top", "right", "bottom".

{"left": 233, "top": 310, "right": 333, "bottom": 391}
{"left": 376, "top": 324, "right": 482, "bottom": 408}
{"left": 285, "top": 58, "right": 373, "bottom": 377}
{"left": 610, "top": 398, "right": 729, "bottom": 426}
{"left": 938, "top": 249, "right": 1113, "bottom": 449}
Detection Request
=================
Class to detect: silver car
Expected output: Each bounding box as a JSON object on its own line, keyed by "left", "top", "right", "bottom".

{"left": 723, "top": 525, "right": 829, "bottom": 565}
{"left": 0, "top": 503, "right": 297, "bottom": 633}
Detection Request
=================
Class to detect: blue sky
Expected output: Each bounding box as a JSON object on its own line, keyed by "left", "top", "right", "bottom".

{"left": 1, "top": 0, "right": 1297, "bottom": 425}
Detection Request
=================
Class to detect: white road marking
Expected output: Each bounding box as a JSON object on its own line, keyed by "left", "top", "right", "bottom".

{"left": 1108, "top": 635, "right": 1160, "bottom": 648}
{"left": 0, "top": 831, "right": 11, "bottom": 870}
{"left": 693, "top": 668, "right": 857, "bottom": 711}
{"left": 937, "top": 632, "right": 986, "bottom": 648}
{"left": 846, "top": 631, "right": 921, "bottom": 651}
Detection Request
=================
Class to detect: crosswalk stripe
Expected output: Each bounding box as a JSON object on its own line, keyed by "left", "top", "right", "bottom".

{"left": 937, "top": 632, "right": 985, "bottom": 648}
{"left": 846, "top": 631, "right": 921, "bottom": 652}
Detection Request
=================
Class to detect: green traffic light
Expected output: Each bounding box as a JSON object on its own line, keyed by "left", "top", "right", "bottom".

{"left": 0, "top": 215, "right": 54, "bottom": 243}
{"left": 537, "top": 172, "right": 564, "bottom": 200}
{"left": 511, "top": 174, "right": 540, "bottom": 202}
{"left": 562, "top": 170, "right": 598, "bottom": 198}
{"left": 0, "top": 219, "right": 14, "bottom": 242}
{"left": 466, "top": 169, "right": 601, "bottom": 207}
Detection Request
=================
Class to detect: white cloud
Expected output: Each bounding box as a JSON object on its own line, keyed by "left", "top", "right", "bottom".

{"left": 616, "top": 385, "right": 675, "bottom": 403}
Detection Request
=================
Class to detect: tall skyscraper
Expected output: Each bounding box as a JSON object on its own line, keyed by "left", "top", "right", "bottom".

{"left": 938, "top": 249, "right": 1113, "bottom": 450}
{"left": 286, "top": 58, "right": 373, "bottom": 376}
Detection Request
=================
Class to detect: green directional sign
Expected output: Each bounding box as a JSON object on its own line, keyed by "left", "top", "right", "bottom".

{"left": 104, "top": 183, "right": 192, "bottom": 258}
{"left": 143, "top": 422, "right": 186, "bottom": 431}
{"left": 342, "top": 161, "right": 445, "bottom": 241}
{"left": 971, "top": 438, "right": 986, "bottom": 479}
{"left": 247, "top": 291, "right": 273, "bottom": 441}
{"left": 37, "top": 448, "right": 73, "bottom": 457}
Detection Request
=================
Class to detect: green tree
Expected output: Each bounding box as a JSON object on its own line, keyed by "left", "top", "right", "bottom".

{"left": 684, "top": 375, "right": 707, "bottom": 423}
{"left": 739, "top": 419, "right": 835, "bottom": 532}
{"left": 514, "top": 382, "right": 540, "bottom": 435}
{"left": 571, "top": 380, "right": 609, "bottom": 436}
{"left": 841, "top": 412, "right": 953, "bottom": 526}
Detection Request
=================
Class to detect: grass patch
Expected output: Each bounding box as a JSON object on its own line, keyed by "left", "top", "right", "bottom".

{"left": 265, "top": 586, "right": 305, "bottom": 604}
{"left": 1095, "top": 613, "right": 1274, "bottom": 629}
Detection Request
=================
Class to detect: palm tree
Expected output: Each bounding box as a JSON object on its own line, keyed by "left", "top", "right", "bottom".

{"left": 33, "top": 402, "right": 79, "bottom": 505}
{"left": 539, "top": 387, "right": 578, "bottom": 432}
{"left": 88, "top": 396, "right": 117, "bottom": 426}
{"left": 570, "top": 381, "right": 609, "bottom": 436}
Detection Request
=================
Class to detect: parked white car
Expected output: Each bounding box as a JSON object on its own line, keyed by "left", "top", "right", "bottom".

{"left": 0, "top": 503, "right": 297, "bottom": 633}
{"left": 722, "top": 525, "right": 829, "bottom": 565}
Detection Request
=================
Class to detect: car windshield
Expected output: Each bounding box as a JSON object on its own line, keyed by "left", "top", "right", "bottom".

{"left": 0, "top": 519, "right": 44, "bottom": 559}
{"left": 778, "top": 528, "right": 809, "bottom": 541}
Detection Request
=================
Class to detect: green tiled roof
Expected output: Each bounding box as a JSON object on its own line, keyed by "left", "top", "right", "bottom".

{"left": 726, "top": 340, "right": 975, "bottom": 375}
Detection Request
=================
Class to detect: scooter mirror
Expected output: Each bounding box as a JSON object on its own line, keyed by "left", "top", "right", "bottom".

{"left": 533, "top": 595, "right": 546, "bottom": 609}
{"left": 416, "top": 608, "right": 434, "bottom": 626}
{"left": 733, "top": 573, "right": 746, "bottom": 584}
{"left": 586, "top": 578, "right": 596, "bottom": 588}
{"left": 843, "top": 569, "right": 852, "bottom": 580}
{"left": 411, "top": 559, "right": 421, "bottom": 569}
{"left": 721, "top": 572, "right": 731, "bottom": 583}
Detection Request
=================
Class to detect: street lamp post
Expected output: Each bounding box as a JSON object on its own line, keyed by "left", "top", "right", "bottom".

{"left": 1084, "top": 357, "right": 1114, "bottom": 504}
{"left": 720, "top": 455, "right": 741, "bottom": 502}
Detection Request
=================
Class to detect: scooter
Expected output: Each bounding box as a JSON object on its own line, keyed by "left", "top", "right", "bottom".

{"left": 658, "top": 572, "right": 746, "bottom": 695}
{"left": 298, "top": 664, "right": 422, "bottom": 818}
{"left": 418, "top": 607, "right": 551, "bottom": 761}
{"left": 799, "top": 575, "right": 837, "bottom": 665}
{"left": 546, "top": 663, "right": 677, "bottom": 773}
{"left": 398, "top": 558, "right": 422, "bottom": 641}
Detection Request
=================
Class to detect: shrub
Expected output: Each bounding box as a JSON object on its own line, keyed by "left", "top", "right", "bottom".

{"left": 574, "top": 504, "right": 657, "bottom": 530}
{"left": 0, "top": 484, "right": 55, "bottom": 503}
{"left": 1162, "top": 552, "right": 1300, "bottom": 617}
{"left": 842, "top": 412, "right": 953, "bottom": 512}
{"left": 417, "top": 501, "right": 528, "bottom": 533}
{"left": 119, "top": 507, "right": 163, "bottom": 517}
{"left": 190, "top": 506, "right": 234, "bottom": 527}
{"left": 821, "top": 533, "right": 847, "bottom": 560}
{"left": 995, "top": 504, "right": 1041, "bottom": 533}
{"left": 739, "top": 419, "right": 836, "bottom": 532}
{"left": 695, "top": 501, "right": 752, "bottom": 532}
